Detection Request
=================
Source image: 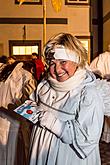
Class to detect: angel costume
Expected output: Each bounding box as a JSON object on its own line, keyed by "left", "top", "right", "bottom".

{"left": 90, "top": 52, "right": 110, "bottom": 143}
{"left": 0, "top": 62, "right": 36, "bottom": 108}
{"left": 28, "top": 68, "right": 110, "bottom": 165}
{"left": 0, "top": 62, "right": 37, "bottom": 165}
{"left": 90, "top": 51, "right": 110, "bottom": 78}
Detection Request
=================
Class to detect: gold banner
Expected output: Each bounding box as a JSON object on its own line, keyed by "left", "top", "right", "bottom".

{"left": 51, "top": 0, "right": 62, "bottom": 12}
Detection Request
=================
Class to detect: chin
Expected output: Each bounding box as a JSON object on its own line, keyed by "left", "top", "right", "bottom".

{"left": 57, "top": 77, "right": 69, "bottom": 82}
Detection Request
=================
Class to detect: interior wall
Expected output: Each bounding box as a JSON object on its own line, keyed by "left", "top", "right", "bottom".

{"left": 0, "top": 0, "right": 90, "bottom": 57}
{"left": 0, "top": 44, "right": 4, "bottom": 55}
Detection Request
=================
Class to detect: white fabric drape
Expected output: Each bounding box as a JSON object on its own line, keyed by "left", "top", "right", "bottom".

{"left": 29, "top": 70, "right": 105, "bottom": 165}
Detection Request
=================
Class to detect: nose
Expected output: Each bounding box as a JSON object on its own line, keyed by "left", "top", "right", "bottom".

{"left": 55, "top": 62, "right": 62, "bottom": 74}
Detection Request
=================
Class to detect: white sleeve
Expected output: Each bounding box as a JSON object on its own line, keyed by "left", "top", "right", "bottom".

{"left": 96, "top": 79, "right": 110, "bottom": 116}
{"left": 60, "top": 87, "right": 104, "bottom": 158}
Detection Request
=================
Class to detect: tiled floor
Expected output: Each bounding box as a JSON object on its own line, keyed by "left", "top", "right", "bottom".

{"left": 100, "top": 141, "right": 110, "bottom": 165}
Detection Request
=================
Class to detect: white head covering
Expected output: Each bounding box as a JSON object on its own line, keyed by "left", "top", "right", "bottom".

{"left": 54, "top": 47, "right": 79, "bottom": 63}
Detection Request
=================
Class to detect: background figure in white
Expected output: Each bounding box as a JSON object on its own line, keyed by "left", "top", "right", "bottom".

{"left": 0, "top": 61, "right": 37, "bottom": 108}
{"left": 90, "top": 47, "right": 110, "bottom": 80}
{"left": 0, "top": 61, "right": 37, "bottom": 165}
{"left": 90, "top": 49, "right": 110, "bottom": 143}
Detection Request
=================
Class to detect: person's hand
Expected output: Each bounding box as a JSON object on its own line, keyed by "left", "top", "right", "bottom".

{"left": 39, "top": 111, "right": 65, "bottom": 137}
{"left": 60, "top": 121, "right": 73, "bottom": 144}
{"left": 40, "top": 112, "right": 73, "bottom": 143}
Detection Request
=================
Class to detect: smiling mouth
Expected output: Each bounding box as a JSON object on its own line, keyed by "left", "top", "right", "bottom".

{"left": 57, "top": 72, "right": 66, "bottom": 77}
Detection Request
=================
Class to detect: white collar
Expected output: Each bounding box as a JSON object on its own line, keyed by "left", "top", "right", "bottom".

{"left": 48, "top": 68, "right": 86, "bottom": 92}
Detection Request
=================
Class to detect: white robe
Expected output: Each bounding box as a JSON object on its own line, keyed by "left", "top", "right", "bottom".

{"left": 90, "top": 52, "right": 110, "bottom": 143}
{"left": 28, "top": 70, "right": 106, "bottom": 165}
{"left": 0, "top": 62, "right": 36, "bottom": 108}
{"left": 90, "top": 51, "right": 110, "bottom": 78}
{"left": 0, "top": 62, "right": 37, "bottom": 165}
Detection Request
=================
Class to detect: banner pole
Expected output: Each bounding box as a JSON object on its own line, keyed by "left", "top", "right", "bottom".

{"left": 43, "top": 0, "right": 46, "bottom": 46}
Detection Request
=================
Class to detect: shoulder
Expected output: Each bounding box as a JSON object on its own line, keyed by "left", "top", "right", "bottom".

{"left": 9, "top": 62, "right": 23, "bottom": 78}
{"left": 99, "top": 51, "right": 110, "bottom": 60}
{"left": 80, "top": 83, "right": 101, "bottom": 106}
{"left": 15, "top": 62, "right": 23, "bottom": 69}
{"left": 37, "top": 79, "right": 49, "bottom": 89}
{"left": 37, "top": 79, "right": 50, "bottom": 94}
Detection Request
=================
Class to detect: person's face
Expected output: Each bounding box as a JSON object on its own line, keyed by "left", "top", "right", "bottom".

{"left": 49, "top": 59, "right": 78, "bottom": 82}
{"left": 32, "top": 55, "right": 37, "bottom": 60}
{"left": 8, "top": 58, "right": 15, "bottom": 64}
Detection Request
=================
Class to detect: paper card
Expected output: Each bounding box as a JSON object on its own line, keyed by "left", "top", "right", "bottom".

{"left": 14, "top": 100, "right": 40, "bottom": 124}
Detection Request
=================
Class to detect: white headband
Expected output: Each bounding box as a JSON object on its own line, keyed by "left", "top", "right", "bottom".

{"left": 54, "top": 47, "right": 79, "bottom": 63}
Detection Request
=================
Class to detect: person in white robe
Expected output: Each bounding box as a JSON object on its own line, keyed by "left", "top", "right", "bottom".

{"left": 0, "top": 61, "right": 37, "bottom": 165}
{"left": 90, "top": 51, "right": 110, "bottom": 143}
{"left": 26, "top": 33, "right": 110, "bottom": 165}
{"left": 90, "top": 51, "right": 110, "bottom": 79}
